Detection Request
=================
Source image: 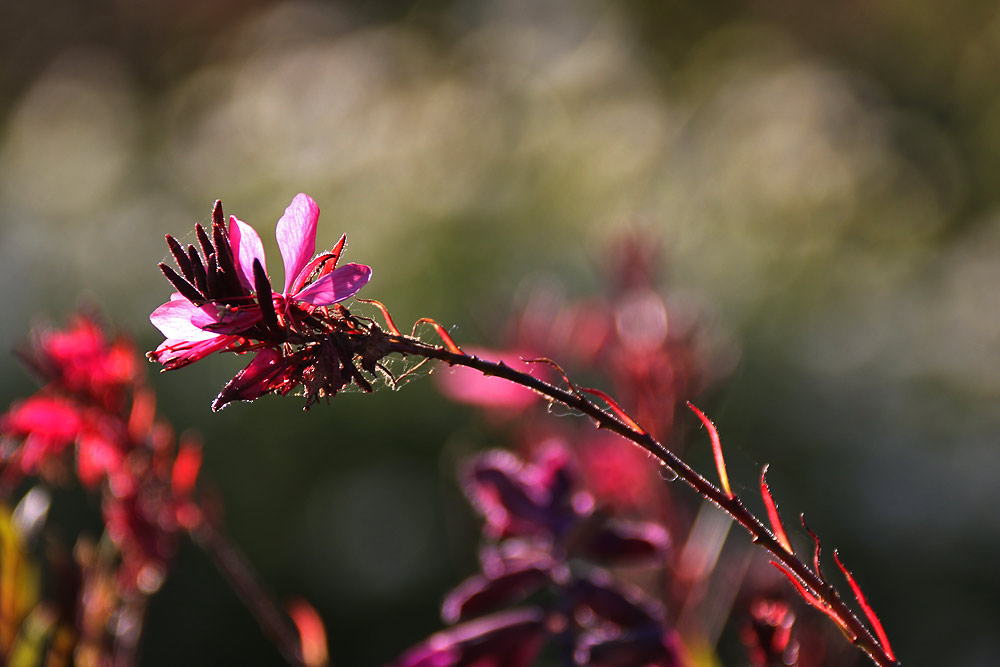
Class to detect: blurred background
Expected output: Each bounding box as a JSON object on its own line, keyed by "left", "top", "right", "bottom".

{"left": 1, "top": 0, "right": 998, "bottom": 664}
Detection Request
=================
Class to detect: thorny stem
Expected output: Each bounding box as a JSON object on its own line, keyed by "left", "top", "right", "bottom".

{"left": 191, "top": 522, "right": 306, "bottom": 667}
{"left": 380, "top": 333, "right": 899, "bottom": 667}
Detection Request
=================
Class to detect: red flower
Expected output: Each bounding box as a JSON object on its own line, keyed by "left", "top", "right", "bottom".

{"left": 3, "top": 315, "right": 205, "bottom": 596}
{"left": 21, "top": 314, "right": 139, "bottom": 408}
{"left": 1, "top": 395, "right": 85, "bottom": 479}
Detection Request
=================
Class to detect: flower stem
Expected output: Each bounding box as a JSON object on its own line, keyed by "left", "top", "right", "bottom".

{"left": 382, "top": 334, "right": 899, "bottom": 667}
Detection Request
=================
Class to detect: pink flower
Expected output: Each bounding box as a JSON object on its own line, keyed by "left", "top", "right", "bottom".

{"left": 148, "top": 295, "right": 247, "bottom": 369}
{"left": 226, "top": 193, "right": 371, "bottom": 325}
{"left": 149, "top": 194, "right": 372, "bottom": 369}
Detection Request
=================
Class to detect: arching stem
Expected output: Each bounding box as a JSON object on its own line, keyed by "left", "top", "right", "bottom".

{"left": 380, "top": 333, "right": 899, "bottom": 667}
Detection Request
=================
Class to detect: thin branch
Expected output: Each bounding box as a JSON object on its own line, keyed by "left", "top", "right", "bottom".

{"left": 380, "top": 334, "right": 900, "bottom": 667}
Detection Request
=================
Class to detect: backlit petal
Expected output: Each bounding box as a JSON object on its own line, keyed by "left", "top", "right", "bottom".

{"left": 150, "top": 296, "right": 221, "bottom": 341}
{"left": 276, "top": 193, "right": 319, "bottom": 294}
{"left": 212, "top": 348, "right": 290, "bottom": 411}
{"left": 293, "top": 263, "right": 371, "bottom": 306}
{"left": 229, "top": 215, "right": 268, "bottom": 290}
{"left": 151, "top": 335, "right": 237, "bottom": 368}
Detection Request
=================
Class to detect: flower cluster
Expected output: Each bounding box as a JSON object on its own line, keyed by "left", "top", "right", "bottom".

{"left": 2, "top": 314, "right": 202, "bottom": 588}
{"left": 393, "top": 443, "right": 681, "bottom": 667}
{"left": 0, "top": 314, "right": 203, "bottom": 663}
{"left": 149, "top": 194, "right": 372, "bottom": 409}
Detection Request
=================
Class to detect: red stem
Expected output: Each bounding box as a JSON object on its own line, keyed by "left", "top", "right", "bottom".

{"left": 382, "top": 334, "right": 899, "bottom": 667}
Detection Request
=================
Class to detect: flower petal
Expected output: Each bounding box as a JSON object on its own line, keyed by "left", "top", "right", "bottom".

{"left": 197, "top": 307, "right": 263, "bottom": 335}
{"left": 229, "top": 215, "right": 268, "bottom": 290}
{"left": 1, "top": 396, "right": 84, "bottom": 442}
{"left": 150, "top": 296, "right": 222, "bottom": 341}
{"left": 212, "top": 348, "right": 292, "bottom": 411}
{"left": 150, "top": 335, "right": 238, "bottom": 369}
{"left": 1, "top": 396, "right": 86, "bottom": 478}
{"left": 293, "top": 263, "right": 372, "bottom": 306}
{"left": 276, "top": 193, "right": 319, "bottom": 295}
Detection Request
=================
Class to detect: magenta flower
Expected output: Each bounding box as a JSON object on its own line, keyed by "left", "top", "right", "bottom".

{"left": 148, "top": 295, "right": 247, "bottom": 370}
{"left": 226, "top": 193, "right": 372, "bottom": 323}
{"left": 150, "top": 194, "right": 371, "bottom": 366}
{"left": 148, "top": 195, "right": 374, "bottom": 408}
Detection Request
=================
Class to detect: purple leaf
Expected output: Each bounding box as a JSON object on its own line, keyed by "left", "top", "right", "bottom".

{"left": 569, "top": 573, "right": 663, "bottom": 628}
{"left": 576, "top": 519, "right": 670, "bottom": 566}
{"left": 442, "top": 559, "right": 555, "bottom": 624}
{"left": 391, "top": 608, "right": 547, "bottom": 667}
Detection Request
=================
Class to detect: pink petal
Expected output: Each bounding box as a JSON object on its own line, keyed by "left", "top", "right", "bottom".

{"left": 276, "top": 193, "right": 319, "bottom": 295}
{"left": 293, "top": 263, "right": 372, "bottom": 306}
{"left": 151, "top": 335, "right": 238, "bottom": 368}
{"left": 150, "top": 296, "right": 221, "bottom": 341}
{"left": 229, "top": 215, "right": 268, "bottom": 290}
{"left": 578, "top": 432, "right": 659, "bottom": 509}
{"left": 212, "top": 348, "right": 290, "bottom": 410}
{"left": 1, "top": 396, "right": 85, "bottom": 478}
{"left": 196, "top": 307, "right": 263, "bottom": 335}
